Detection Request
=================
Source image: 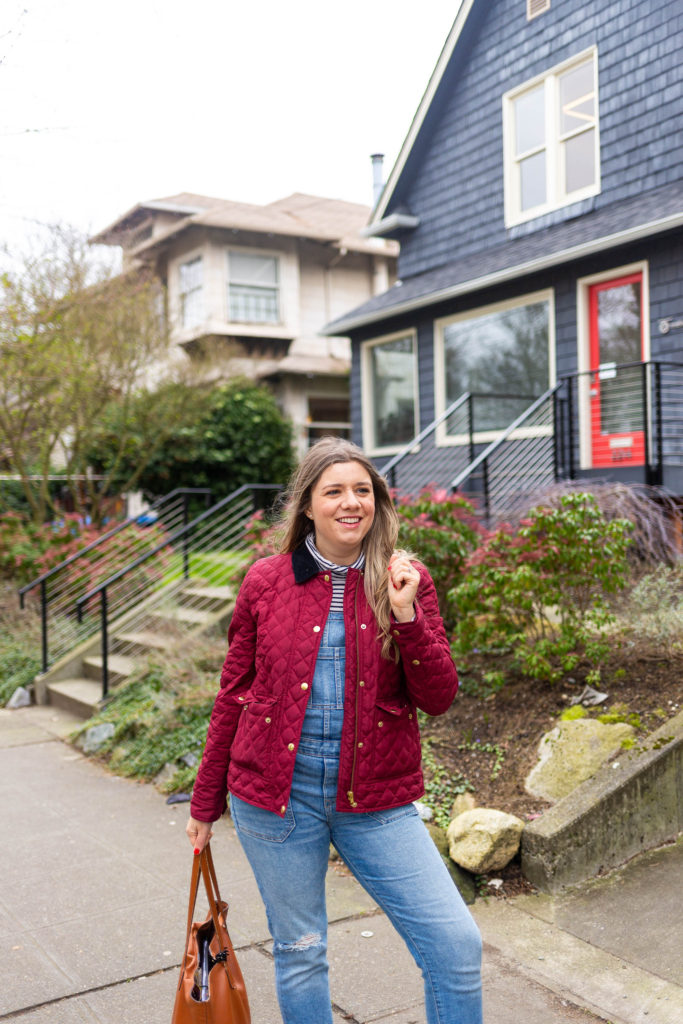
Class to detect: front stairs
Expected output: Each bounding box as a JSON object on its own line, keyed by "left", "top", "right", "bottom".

{"left": 36, "top": 580, "right": 235, "bottom": 719}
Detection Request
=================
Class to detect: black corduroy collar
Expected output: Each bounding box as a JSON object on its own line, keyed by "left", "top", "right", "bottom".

{"left": 292, "top": 541, "right": 319, "bottom": 583}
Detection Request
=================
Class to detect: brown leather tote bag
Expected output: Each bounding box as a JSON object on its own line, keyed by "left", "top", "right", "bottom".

{"left": 171, "top": 844, "right": 251, "bottom": 1024}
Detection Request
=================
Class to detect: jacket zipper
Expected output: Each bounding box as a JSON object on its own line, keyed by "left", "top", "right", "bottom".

{"left": 347, "top": 573, "right": 361, "bottom": 808}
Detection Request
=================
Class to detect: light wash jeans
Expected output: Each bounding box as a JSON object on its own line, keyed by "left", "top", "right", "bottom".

{"left": 230, "top": 612, "right": 482, "bottom": 1024}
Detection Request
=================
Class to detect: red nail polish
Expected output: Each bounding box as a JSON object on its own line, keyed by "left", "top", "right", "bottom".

{"left": 194, "top": 848, "right": 200, "bottom": 855}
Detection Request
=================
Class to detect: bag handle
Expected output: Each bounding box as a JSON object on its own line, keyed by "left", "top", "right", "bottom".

{"left": 178, "top": 843, "right": 239, "bottom": 992}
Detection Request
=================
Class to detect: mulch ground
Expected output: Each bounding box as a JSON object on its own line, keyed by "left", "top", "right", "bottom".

{"left": 420, "top": 644, "right": 683, "bottom": 896}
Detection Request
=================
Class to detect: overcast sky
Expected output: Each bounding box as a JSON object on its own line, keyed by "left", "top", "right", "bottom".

{"left": 1, "top": 1, "right": 458, "bottom": 256}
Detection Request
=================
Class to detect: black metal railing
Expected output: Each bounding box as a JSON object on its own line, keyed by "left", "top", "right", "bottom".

{"left": 18, "top": 488, "right": 213, "bottom": 672}
{"left": 388, "top": 360, "right": 683, "bottom": 527}
{"left": 74, "top": 483, "right": 281, "bottom": 698}
{"left": 555, "top": 360, "right": 683, "bottom": 486}
{"left": 449, "top": 385, "right": 561, "bottom": 524}
{"left": 380, "top": 391, "right": 537, "bottom": 496}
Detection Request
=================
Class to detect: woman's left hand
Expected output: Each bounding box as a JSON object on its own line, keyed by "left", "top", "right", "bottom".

{"left": 388, "top": 553, "right": 420, "bottom": 622}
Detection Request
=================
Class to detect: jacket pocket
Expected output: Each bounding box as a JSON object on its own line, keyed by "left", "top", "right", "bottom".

{"left": 231, "top": 691, "right": 278, "bottom": 775}
{"left": 370, "top": 698, "right": 421, "bottom": 780}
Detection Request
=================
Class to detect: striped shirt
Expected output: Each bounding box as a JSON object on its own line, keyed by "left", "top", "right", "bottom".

{"left": 305, "top": 533, "right": 365, "bottom": 613}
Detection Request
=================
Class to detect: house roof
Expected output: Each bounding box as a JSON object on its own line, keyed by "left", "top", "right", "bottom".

{"left": 92, "top": 192, "right": 398, "bottom": 258}
{"left": 324, "top": 180, "right": 683, "bottom": 335}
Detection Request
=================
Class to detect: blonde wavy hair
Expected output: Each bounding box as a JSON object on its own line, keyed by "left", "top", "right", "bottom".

{"left": 277, "top": 437, "right": 402, "bottom": 659}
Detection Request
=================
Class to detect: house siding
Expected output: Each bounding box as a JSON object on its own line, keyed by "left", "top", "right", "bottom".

{"left": 353, "top": 234, "right": 683, "bottom": 447}
{"left": 393, "top": 0, "right": 683, "bottom": 281}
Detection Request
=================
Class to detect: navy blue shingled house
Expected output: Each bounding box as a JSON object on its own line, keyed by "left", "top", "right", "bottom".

{"left": 324, "top": 0, "right": 683, "bottom": 522}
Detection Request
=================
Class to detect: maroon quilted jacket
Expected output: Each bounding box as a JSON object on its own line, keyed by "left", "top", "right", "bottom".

{"left": 190, "top": 543, "right": 458, "bottom": 821}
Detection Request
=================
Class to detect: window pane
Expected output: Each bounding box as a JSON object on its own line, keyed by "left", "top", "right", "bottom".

{"left": 369, "top": 337, "right": 415, "bottom": 448}
{"left": 596, "top": 282, "right": 643, "bottom": 435}
{"left": 559, "top": 61, "right": 595, "bottom": 134}
{"left": 563, "top": 128, "right": 595, "bottom": 193}
{"left": 229, "top": 251, "right": 278, "bottom": 285}
{"left": 179, "top": 257, "right": 202, "bottom": 291}
{"left": 229, "top": 284, "right": 279, "bottom": 322}
{"left": 179, "top": 257, "right": 203, "bottom": 328}
{"left": 443, "top": 301, "right": 550, "bottom": 433}
{"left": 514, "top": 84, "right": 545, "bottom": 155}
{"left": 520, "top": 150, "right": 546, "bottom": 210}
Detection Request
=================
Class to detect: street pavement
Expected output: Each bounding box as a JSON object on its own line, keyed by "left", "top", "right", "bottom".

{"left": 0, "top": 703, "right": 681, "bottom": 1024}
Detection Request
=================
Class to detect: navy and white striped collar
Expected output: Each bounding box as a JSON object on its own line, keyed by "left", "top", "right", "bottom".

{"left": 305, "top": 533, "right": 365, "bottom": 574}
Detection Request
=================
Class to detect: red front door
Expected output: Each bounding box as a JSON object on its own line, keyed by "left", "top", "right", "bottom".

{"left": 588, "top": 273, "right": 646, "bottom": 468}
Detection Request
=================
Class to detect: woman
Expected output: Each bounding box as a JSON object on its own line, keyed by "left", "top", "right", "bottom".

{"left": 187, "top": 437, "right": 482, "bottom": 1024}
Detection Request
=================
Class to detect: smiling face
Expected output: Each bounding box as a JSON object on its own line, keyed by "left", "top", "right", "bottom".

{"left": 307, "top": 460, "right": 376, "bottom": 565}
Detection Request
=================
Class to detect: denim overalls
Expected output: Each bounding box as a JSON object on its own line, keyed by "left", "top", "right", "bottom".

{"left": 230, "top": 606, "right": 482, "bottom": 1024}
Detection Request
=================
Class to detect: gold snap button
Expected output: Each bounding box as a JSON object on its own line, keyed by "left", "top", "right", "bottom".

{"left": 412, "top": 659, "right": 420, "bottom": 665}
{"left": 378, "top": 720, "right": 384, "bottom": 728}
{"left": 288, "top": 743, "right": 295, "bottom": 751}
{"left": 359, "top": 680, "right": 365, "bottom": 687}
{"left": 313, "top": 625, "right": 321, "bottom": 633}
{"left": 280, "top": 805, "right": 286, "bottom": 814}
{"left": 360, "top": 623, "right": 367, "bottom": 630}
{"left": 301, "top": 683, "right": 309, "bottom": 690}
{"left": 265, "top": 717, "right": 271, "bottom": 724}
{"left": 393, "top": 629, "right": 400, "bottom": 637}
{"left": 358, "top": 741, "right": 363, "bottom": 748}
{"left": 408, "top": 713, "right": 413, "bottom": 720}
{"left": 324, "top": 574, "right": 330, "bottom": 581}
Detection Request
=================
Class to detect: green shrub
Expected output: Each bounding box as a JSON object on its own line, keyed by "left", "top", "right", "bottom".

{"left": 614, "top": 564, "right": 683, "bottom": 644}
{"left": 396, "top": 488, "right": 482, "bottom": 629}
{"left": 0, "top": 587, "right": 41, "bottom": 704}
{"left": 449, "top": 493, "right": 632, "bottom": 685}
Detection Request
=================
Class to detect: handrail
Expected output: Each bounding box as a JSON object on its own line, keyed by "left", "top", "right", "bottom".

{"left": 449, "top": 384, "right": 562, "bottom": 492}
{"left": 74, "top": 482, "right": 282, "bottom": 698}
{"left": 380, "top": 391, "right": 538, "bottom": 492}
{"left": 18, "top": 487, "right": 213, "bottom": 602}
{"left": 75, "top": 483, "right": 281, "bottom": 613}
{"left": 380, "top": 393, "right": 473, "bottom": 478}
{"left": 559, "top": 358, "right": 683, "bottom": 378}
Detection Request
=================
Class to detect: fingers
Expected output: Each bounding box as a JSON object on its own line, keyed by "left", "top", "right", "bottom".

{"left": 186, "top": 817, "right": 214, "bottom": 853}
{"left": 388, "top": 554, "right": 419, "bottom": 592}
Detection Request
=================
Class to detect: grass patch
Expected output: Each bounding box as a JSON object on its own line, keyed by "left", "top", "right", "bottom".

{"left": 161, "top": 549, "right": 248, "bottom": 586}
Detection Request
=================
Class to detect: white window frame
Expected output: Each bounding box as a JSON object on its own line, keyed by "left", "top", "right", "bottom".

{"left": 527, "top": 0, "right": 550, "bottom": 20}
{"left": 503, "top": 47, "right": 600, "bottom": 227}
{"left": 434, "top": 290, "right": 556, "bottom": 447}
{"left": 575, "top": 261, "right": 650, "bottom": 470}
{"left": 361, "top": 329, "right": 420, "bottom": 456}
{"left": 178, "top": 254, "right": 204, "bottom": 328}
{"left": 226, "top": 247, "right": 281, "bottom": 325}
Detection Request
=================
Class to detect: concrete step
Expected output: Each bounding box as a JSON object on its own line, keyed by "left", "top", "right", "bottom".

{"left": 146, "top": 606, "right": 212, "bottom": 629}
{"left": 83, "top": 654, "right": 136, "bottom": 686}
{"left": 112, "top": 630, "right": 172, "bottom": 657}
{"left": 47, "top": 677, "right": 102, "bottom": 718}
{"left": 178, "top": 585, "right": 233, "bottom": 611}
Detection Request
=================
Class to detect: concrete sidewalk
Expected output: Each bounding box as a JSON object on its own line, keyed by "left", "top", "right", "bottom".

{"left": 0, "top": 704, "right": 681, "bottom": 1024}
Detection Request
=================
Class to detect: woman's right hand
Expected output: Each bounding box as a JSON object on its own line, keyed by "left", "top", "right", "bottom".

{"left": 186, "top": 815, "right": 214, "bottom": 853}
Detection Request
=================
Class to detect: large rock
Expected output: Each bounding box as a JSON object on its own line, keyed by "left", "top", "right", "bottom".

{"left": 525, "top": 718, "right": 636, "bottom": 803}
{"left": 447, "top": 808, "right": 524, "bottom": 874}
{"left": 81, "top": 721, "right": 115, "bottom": 753}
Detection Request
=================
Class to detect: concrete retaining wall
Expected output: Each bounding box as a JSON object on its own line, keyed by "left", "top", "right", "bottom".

{"left": 522, "top": 709, "right": 683, "bottom": 892}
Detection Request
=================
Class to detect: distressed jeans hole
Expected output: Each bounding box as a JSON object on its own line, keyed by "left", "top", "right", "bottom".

{"left": 277, "top": 932, "right": 322, "bottom": 953}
